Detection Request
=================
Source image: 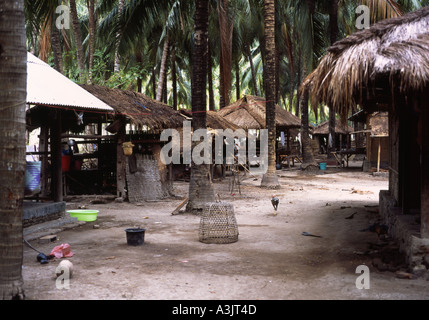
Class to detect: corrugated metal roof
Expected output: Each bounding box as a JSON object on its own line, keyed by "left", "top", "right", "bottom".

{"left": 26, "top": 52, "right": 113, "bottom": 112}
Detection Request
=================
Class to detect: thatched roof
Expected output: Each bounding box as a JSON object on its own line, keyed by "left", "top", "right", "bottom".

{"left": 217, "top": 95, "right": 301, "bottom": 130}
{"left": 81, "top": 85, "right": 185, "bottom": 130}
{"left": 178, "top": 109, "right": 242, "bottom": 131}
{"left": 306, "top": 6, "right": 429, "bottom": 117}
{"left": 313, "top": 119, "right": 353, "bottom": 136}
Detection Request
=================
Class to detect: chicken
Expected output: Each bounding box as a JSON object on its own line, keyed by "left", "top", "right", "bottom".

{"left": 271, "top": 196, "right": 279, "bottom": 215}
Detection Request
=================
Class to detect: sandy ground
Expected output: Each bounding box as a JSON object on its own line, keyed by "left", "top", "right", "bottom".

{"left": 21, "top": 164, "right": 429, "bottom": 301}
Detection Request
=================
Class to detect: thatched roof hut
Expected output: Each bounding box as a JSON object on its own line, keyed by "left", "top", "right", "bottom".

{"left": 217, "top": 95, "right": 301, "bottom": 130}
{"left": 312, "top": 119, "right": 353, "bottom": 136}
{"left": 304, "top": 6, "right": 429, "bottom": 264}
{"left": 81, "top": 84, "right": 185, "bottom": 130}
{"left": 178, "top": 109, "right": 242, "bottom": 131}
{"left": 305, "top": 6, "right": 429, "bottom": 117}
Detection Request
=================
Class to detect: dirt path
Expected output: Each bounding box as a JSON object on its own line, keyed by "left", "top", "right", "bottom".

{"left": 22, "top": 167, "right": 429, "bottom": 300}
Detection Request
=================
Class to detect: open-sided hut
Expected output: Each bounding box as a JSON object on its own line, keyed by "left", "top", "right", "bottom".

{"left": 24, "top": 53, "right": 114, "bottom": 224}
{"left": 218, "top": 95, "right": 301, "bottom": 155}
{"left": 177, "top": 109, "right": 244, "bottom": 179}
{"left": 218, "top": 95, "right": 301, "bottom": 130}
{"left": 306, "top": 6, "right": 429, "bottom": 271}
{"left": 179, "top": 109, "right": 242, "bottom": 132}
{"left": 312, "top": 119, "right": 353, "bottom": 154}
{"left": 81, "top": 85, "right": 185, "bottom": 202}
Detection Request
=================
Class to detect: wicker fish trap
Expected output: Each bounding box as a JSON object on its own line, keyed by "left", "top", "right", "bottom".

{"left": 199, "top": 202, "right": 239, "bottom": 244}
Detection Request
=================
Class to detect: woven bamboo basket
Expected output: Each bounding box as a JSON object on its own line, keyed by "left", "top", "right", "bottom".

{"left": 199, "top": 202, "right": 239, "bottom": 244}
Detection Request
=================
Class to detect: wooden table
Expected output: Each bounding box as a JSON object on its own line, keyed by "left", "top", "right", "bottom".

{"left": 331, "top": 148, "right": 366, "bottom": 167}
{"left": 279, "top": 154, "right": 303, "bottom": 168}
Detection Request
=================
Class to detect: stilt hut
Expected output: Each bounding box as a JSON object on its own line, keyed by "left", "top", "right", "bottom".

{"left": 306, "top": 6, "right": 429, "bottom": 272}
{"left": 81, "top": 85, "right": 185, "bottom": 202}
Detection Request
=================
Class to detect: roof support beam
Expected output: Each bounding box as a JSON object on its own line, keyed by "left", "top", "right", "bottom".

{"left": 50, "top": 110, "right": 63, "bottom": 202}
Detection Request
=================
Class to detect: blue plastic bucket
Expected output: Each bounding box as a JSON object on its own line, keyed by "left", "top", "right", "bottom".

{"left": 25, "top": 161, "right": 41, "bottom": 195}
{"left": 319, "top": 162, "right": 327, "bottom": 170}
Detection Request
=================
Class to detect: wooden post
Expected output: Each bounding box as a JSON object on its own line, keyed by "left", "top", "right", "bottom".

{"left": 286, "top": 130, "right": 290, "bottom": 153}
{"left": 377, "top": 137, "right": 381, "bottom": 173}
{"left": 116, "top": 119, "right": 126, "bottom": 199}
{"left": 421, "top": 91, "right": 429, "bottom": 238}
{"left": 39, "top": 124, "right": 49, "bottom": 197}
{"left": 50, "top": 110, "right": 63, "bottom": 202}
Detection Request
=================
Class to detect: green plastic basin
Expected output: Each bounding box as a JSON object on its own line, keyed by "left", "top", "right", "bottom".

{"left": 67, "top": 209, "right": 99, "bottom": 222}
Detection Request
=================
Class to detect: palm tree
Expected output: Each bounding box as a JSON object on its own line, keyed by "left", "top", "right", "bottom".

{"left": 156, "top": 36, "right": 170, "bottom": 101}
{"left": 327, "top": 0, "right": 339, "bottom": 158}
{"left": 186, "top": 0, "right": 215, "bottom": 212}
{"left": 235, "top": 0, "right": 261, "bottom": 97}
{"left": 69, "top": 0, "right": 85, "bottom": 78}
{"left": 0, "top": 0, "right": 26, "bottom": 300}
{"left": 293, "top": 0, "right": 321, "bottom": 165}
{"left": 24, "top": 0, "right": 65, "bottom": 73}
{"left": 87, "top": 0, "right": 97, "bottom": 83}
{"left": 114, "top": 0, "right": 124, "bottom": 73}
{"left": 260, "top": 0, "right": 280, "bottom": 188}
{"left": 217, "top": 0, "right": 234, "bottom": 109}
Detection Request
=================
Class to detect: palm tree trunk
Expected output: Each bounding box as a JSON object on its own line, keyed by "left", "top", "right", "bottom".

{"left": 171, "top": 45, "right": 178, "bottom": 110}
{"left": 295, "top": 49, "right": 301, "bottom": 117}
{"left": 217, "top": 0, "right": 233, "bottom": 108}
{"left": 327, "top": 0, "right": 339, "bottom": 158}
{"left": 261, "top": 0, "right": 280, "bottom": 189}
{"left": 300, "top": 83, "right": 316, "bottom": 164}
{"left": 299, "top": 0, "right": 316, "bottom": 166}
{"left": 135, "top": 51, "right": 143, "bottom": 92}
{"left": 69, "top": 0, "right": 85, "bottom": 79}
{"left": 0, "top": 0, "right": 26, "bottom": 300}
{"left": 186, "top": 0, "right": 214, "bottom": 212}
{"left": 235, "top": 59, "right": 240, "bottom": 100}
{"left": 219, "top": 51, "right": 225, "bottom": 108}
{"left": 163, "top": 74, "right": 168, "bottom": 104}
{"left": 208, "top": 41, "right": 215, "bottom": 111}
{"left": 151, "top": 67, "right": 156, "bottom": 99}
{"left": 282, "top": 23, "right": 294, "bottom": 111}
{"left": 246, "top": 45, "right": 259, "bottom": 96}
{"left": 156, "top": 37, "right": 170, "bottom": 102}
{"left": 114, "top": 0, "right": 124, "bottom": 73}
{"left": 275, "top": 47, "right": 280, "bottom": 104}
{"left": 50, "top": 14, "right": 63, "bottom": 74}
{"left": 87, "top": 0, "right": 96, "bottom": 83}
